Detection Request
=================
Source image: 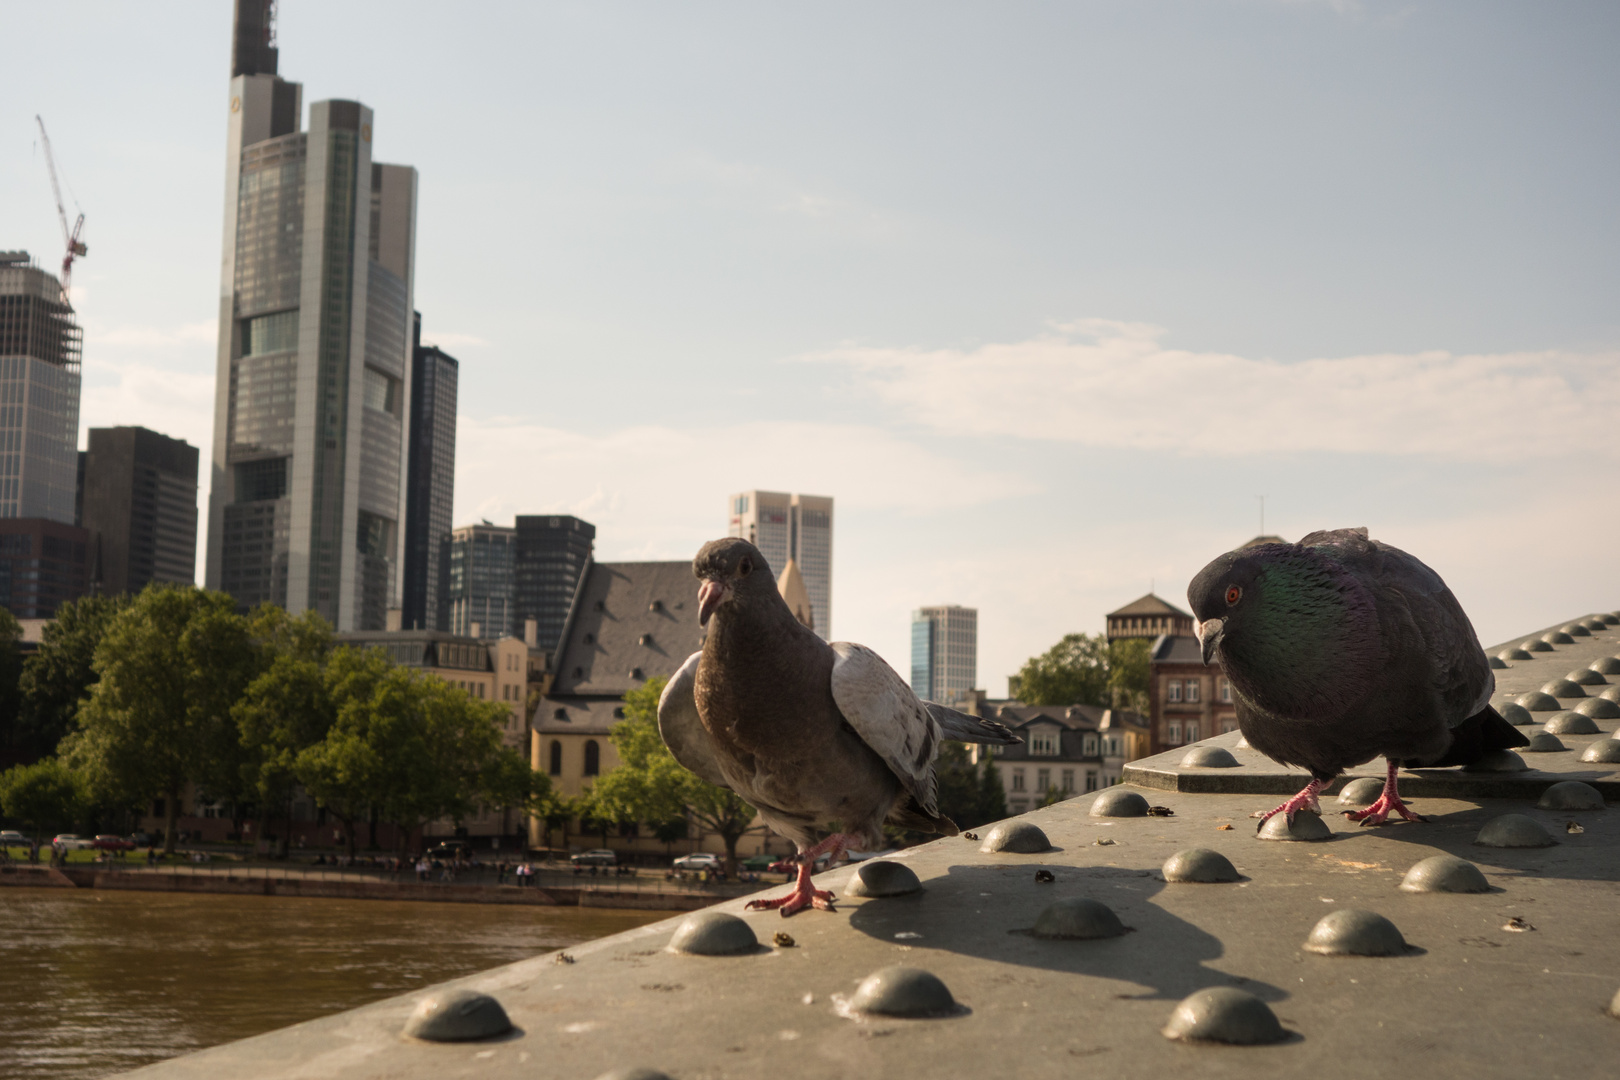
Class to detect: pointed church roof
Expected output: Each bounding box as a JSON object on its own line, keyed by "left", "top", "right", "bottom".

{"left": 1107, "top": 593, "right": 1191, "bottom": 619}
{"left": 777, "top": 558, "right": 814, "bottom": 632}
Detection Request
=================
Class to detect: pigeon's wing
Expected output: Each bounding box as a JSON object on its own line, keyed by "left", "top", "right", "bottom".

{"left": 925, "top": 702, "right": 1022, "bottom": 745}
{"left": 657, "top": 652, "right": 733, "bottom": 789}
{"left": 829, "top": 642, "right": 942, "bottom": 816}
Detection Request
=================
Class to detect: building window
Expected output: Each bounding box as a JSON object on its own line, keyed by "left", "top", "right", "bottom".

{"left": 1220, "top": 679, "right": 1232, "bottom": 703}
{"left": 1221, "top": 720, "right": 1238, "bottom": 734}
{"left": 584, "top": 740, "right": 601, "bottom": 777}
{"left": 1011, "top": 768, "right": 1026, "bottom": 792}
{"left": 553, "top": 708, "right": 567, "bottom": 721}
{"left": 548, "top": 740, "right": 562, "bottom": 776}
{"left": 1029, "top": 730, "right": 1058, "bottom": 756}
{"left": 1036, "top": 768, "right": 1050, "bottom": 792}
{"left": 1108, "top": 738, "right": 1119, "bottom": 756}
{"left": 1185, "top": 722, "right": 1200, "bottom": 742}
{"left": 1085, "top": 771, "right": 1098, "bottom": 793}
{"left": 1169, "top": 721, "right": 1183, "bottom": 744}
{"left": 1185, "top": 679, "right": 1200, "bottom": 703}
{"left": 1166, "top": 680, "right": 1183, "bottom": 703}
{"left": 1083, "top": 734, "right": 1098, "bottom": 756}
{"left": 1061, "top": 769, "right": 1074, "bottom": 792}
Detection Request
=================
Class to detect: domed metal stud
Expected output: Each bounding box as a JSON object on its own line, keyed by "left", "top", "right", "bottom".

{"left": 1161, "top": 987, "right": 1287, "bottom": 1045}
{"left": 978, "top": 821, "right": 1052, "bottom": 853}
{"left": 1542, "top": 631, "right": 1575, "bottom": 645}
{"left": 1302, "top": 909, "right": 1410, "bottom": 956}
{"left": 593, "top": 1071, "right": 674, "bottom": 1080}
{"left": 667, "top": 911, "right": 760, "bottom": 956}
{"left": 1602, "top": 612, "right": 1620, "bottom": 626}
{"left": 1568, "top": 668, "right": 1608, "bottom": 686}
{"left": 1536, "top": 781, "right": 1605, "bottom": 811}
{"left": 1561, "top": 623, "right": 1592, "bottom": 638}
{"left": 1162, "top": 848, "right": 1240, "bottom": 883}
{"left": 1580, "top": 618, "right": 1608, "bottom": 632}
{"left": 1523, "top": 732, "right": 1566, "bottom": 752}
{"left": 1522, "top": 639, "right": 1553, "bottom": 652}
{"left": 1337, "top": 776, "right": 1385, "bottom": 806}
{"left": 1181, "top": 745, "right": 1239, "bottom": 768}
{"left": 846, "top": 860, "right": 922, "bottom": 897}
{"left": 1089, "top": 789, "right": 1150, "bottom": 818}
{"left": 1602, "top": 685, "right": 1620, "bottom": 704}
{"left": 1464, "top": 749, "right": 1527, "bottom": 772}
{"left": 1516, "top": 691, "right": 1560, "bottom": 712}
{"left": 1541, "top": 679, "right": 1586, "bottom": 699}
{"left": 1488, "top": 656, "right": 1507, "bottom": 669}
{"left": 1591, "top": 657, "right": 1620, "bottom": 675}
{"left": 1031, "top": 897, "right": 1127, "bottom": 939}
{"left": 401, "top": 989, "right": 513, "bottom": 1042}
{"left": 1500, "top": 648, "right": 1533, "bottom": 661}
{"left": 1545, "top": 711, "right": 1600, "bottom": 735}
{"left": 1575, "top": 697, "right": 1620, "bottom": 720}
{"left": 1579, "top": 738, "right": 1620, "bottom": 764}
{"left": 1399, "top": 854, "right": 1490, "bottom": 893}
{"left": 1498, "top": 702, "right": 1535, "bottom": 725}
{"left": 1474, "top": 813, "right": 1557, "bottom": 848}
{"left": 1258, "top": 811, "right": 1331, "bottom": 841}
{"left": 846, "top": 966, "right": 959, "bottom": 1018}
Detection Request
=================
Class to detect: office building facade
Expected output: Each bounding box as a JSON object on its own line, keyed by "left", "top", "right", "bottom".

{"left": 0, "top": 253, "right": 82, "bottom": 524}
{"left": 514, "top": 514, "right": 594, "bottom": 651}
{"left": 205, "top": 1, "right": 418, "bottom": 630}
{"left": 80, "top": 427, "right": 199, "bottom": 594}
{"left": 726, "top": 490, "right": 832, "bottom": 639}
{"left": 401, "top": 313, "right": 457, "bottom": 631}
{"left": 910, "top": 604, "right": 978, "bottom": 704}
{"left": 444, "top": 522, "right": 514, "bottom": 638}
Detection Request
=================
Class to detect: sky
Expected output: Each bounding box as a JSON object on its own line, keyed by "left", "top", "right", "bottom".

{"left": 2, "top": 1, "right": 1617, "bottom": 693}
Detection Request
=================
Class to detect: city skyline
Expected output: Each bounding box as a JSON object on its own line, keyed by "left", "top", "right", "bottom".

{"left": 4, "top": 4, "right": 1615, "bottom": 687}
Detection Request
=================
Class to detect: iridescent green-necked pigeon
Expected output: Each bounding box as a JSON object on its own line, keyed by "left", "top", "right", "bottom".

{"left": 1188, "top": 527, "right": 1526, "bottom": 829}
{"left": 658, "top": 538, "right": 1019, "bottom": 915}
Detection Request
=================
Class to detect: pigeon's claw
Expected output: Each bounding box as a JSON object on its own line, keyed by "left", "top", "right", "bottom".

{"left": 1252, "top": 779, "right": 1326, "bottom": 833}
{"left": 1341, "top": 761, "right": 1424, "bottom": 826}
{"left": 745, "top": 861, "right": 836, "bottom": 917}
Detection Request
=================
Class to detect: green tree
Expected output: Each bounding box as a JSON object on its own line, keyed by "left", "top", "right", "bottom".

{"left": 0, "top": 606, "right": 27, "bottom": 762}
{"left": 1013, "top": 632, "right": 1152, "bottom": 712}
{"left": 235, "top": 609, "right": 336, "bottom": 855}
{"left": 13, "top": 595, "right": 129, "bottom": 764}
{"left": 62, "top": 587, "right": 258, "bottom": 853}
{"left": 591, "top": 676, "right": 757, "bottom": 871}
{"left": 292, "top": 647, "right": 392, "bottom": 858}
{"left": 0, "top": 757, "right": 86, "bottom": 837}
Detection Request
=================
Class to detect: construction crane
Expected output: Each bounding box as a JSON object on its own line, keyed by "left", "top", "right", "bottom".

{"left": 35, "top": 115, "right": 87, "bottom": 305}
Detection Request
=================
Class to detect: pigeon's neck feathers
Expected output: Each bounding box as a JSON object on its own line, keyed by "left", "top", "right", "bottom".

{"left": 1223, "top": 546, "right": 1380, "bottom": 722}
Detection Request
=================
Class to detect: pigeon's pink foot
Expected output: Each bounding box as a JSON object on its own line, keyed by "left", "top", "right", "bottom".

{"left": 743, "top": 832, "right": 857, "bottom": 917}
{"left": 1252, "top": 778, "right": 1325, "bottom": 832}
{"left": 1343, "top": 762, "right": 1425, "bottom": 826}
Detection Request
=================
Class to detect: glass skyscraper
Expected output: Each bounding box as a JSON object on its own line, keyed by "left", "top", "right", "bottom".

{"left": 205, "top": 1, "right": 418, "bottom": 630}
{"left": 726, "top": 490, "right": 833, "bottom": 640}
{"left": 0, "top": 253, "right": 81, "bottom": 523}
{"left": 402, "top": 313, "right": 457, "bottom": 631}
{"left": 909, "top": 605, "right": 978, "bottom": 704}
{"left": 444, "top": 522, "right": 515, "bottom": 638}
{"left": 514, "top": 515, "right": 594, "bottom": 651}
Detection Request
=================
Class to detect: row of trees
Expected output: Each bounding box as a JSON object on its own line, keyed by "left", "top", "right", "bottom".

{"left": 0, "top": 587, "right": 545, "bottom": 855}
{"left": 1011, "top": 632, "right": 1151, "bottom": 712}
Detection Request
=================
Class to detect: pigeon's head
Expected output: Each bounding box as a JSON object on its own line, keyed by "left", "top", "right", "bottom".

{"left": 692, "top": 538, "right": 777, "bottom": 627}
{"left": 1187, "top": 548, "right": 1274, "bottom": 667}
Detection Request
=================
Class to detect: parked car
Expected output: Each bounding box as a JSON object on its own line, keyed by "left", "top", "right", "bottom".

{"left": 672, "top": 852, "right": 721, "bottom": 871}
{"left": 51, "top": 834, "right": 94, "bottom": 850}
{"left": 570, "top": 848, "right": 617, "bottom": 867}
{"left": 128, "top": 831, "right": 155, "bottom": 846}
{"left": 0, "top": 830, "right": 28, "bottom": 847}
{"left": 92, "top": 835, "right": 136, "bottom": 852}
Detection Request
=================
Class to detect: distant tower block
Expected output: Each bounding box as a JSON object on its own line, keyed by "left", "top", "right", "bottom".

{"left": 911, "top": 605, "right": 978, "bottom": 705}
{"left": 727, "top": 490, "right": 833, "bottom": 640}
{"left": 778, "top": 558, "right": 813, "bottom": 631}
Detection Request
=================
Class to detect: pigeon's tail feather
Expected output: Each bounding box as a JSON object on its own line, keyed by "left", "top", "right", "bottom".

{"left": 1402, "top": 704, "right": 1529, "bottom": 769}
{"left": 887, "top": 796, "right": 959, "bottom": 837}
{"left": 926, "top": 702, "right": 1022, "bottom": 745}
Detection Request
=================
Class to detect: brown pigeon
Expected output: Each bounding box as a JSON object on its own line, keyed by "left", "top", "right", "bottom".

{"left": 658, "top": 537, "right": 1019, "bottom": 915}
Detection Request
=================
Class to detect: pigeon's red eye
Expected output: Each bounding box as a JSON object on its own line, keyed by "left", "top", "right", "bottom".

{"left": 1225, "top": 585, "right": 1242, "bottom": 605}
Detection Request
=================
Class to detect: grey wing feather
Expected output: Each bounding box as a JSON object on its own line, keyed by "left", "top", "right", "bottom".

{"left": 829, "top": 642, "right": 941, "bottom": 817}
{"left": 926, "top": 702, "right": 1022, "bottom": 745}
{"left": 656, "top": 652, "right": 733, "bottom": 789}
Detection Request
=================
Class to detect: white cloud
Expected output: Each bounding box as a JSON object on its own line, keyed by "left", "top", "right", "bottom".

{"left": 421, "top": 332, "right": 491, "bottom": 351}
{"left": 809, "top": 319, "right": 1620, "bottom": 462}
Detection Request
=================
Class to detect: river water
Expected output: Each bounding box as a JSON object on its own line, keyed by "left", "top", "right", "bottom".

{"left": 0, "top": 886, "right": 672, "bottom": 1079}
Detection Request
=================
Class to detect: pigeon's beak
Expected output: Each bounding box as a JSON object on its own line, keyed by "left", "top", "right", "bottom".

{"left": 697, "top": 578, "right": 729, "bottom": 628}
{"left": 1195, "top": 618, "right": 1224, "bottom": 666}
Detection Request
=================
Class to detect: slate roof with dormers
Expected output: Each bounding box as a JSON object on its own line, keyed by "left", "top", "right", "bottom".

{"left": 534, "top": 560, "right": 706, "bottom": 730}
{"left": 1107, "top": 593, "right": 1193, "bottom": 619}
{"left": 534, "top": 696, "right": 629, "bottom": 737}
{"left": 987, "top": 704, "right": 1148, "bottom": 764}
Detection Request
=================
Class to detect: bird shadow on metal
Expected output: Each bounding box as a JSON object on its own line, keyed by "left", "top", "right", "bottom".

{"left": 842, "top": 862, "right": 1290, "bottom": 1004}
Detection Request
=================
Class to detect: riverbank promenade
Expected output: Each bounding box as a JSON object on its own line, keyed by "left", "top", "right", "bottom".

{"left": 0, "top": 858, "right": 763, "bottom": 912}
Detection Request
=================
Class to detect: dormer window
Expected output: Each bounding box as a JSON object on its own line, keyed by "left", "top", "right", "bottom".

{"left": 649, "top": 600, "right": 663, "bottom": 612}
{"left": 571, "top": 667, "right": 583, "bottom": 679}
{"left": 583, "top": 632, "right": 595, "bottom": 644}
{"left": 1028, "top": 729, "right": 1060, "bottom": 756}
{"left": 594, "top": 600, "right": 605, "bottom": 612}
{"left": 639, "top": 633, "right": 653, "bottom": 646}
{"left": 630, "top": 667, "right": 644, "bottom": 680}
{"left": 553, "top": 708, "right": 568, "bottom": 721}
